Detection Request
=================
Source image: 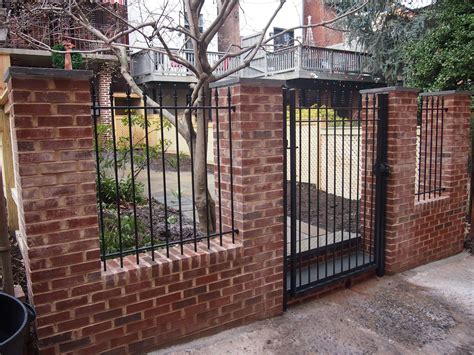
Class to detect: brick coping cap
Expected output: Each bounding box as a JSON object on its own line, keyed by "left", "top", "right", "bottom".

{"left": 210, "top": 77, "right": 285, "bottom": 89}
{"left": 359, "top": 86, "right": 420, "bottom": 94}
{"left": 419, "top": 90, "right": 472, "bottom": 97}
{"left": 4, "top": 66, "right": 93, "bottom": 83}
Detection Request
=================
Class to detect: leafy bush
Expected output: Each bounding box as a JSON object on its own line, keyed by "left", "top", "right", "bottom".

{"left": 99, "top": 176, "right": 145, "bottom": 206}
{"left": 288, "top": 105, "right": 352, "bottom": 126}
{"left": 51, "top": 43, "right": 83, "bottom": 69}
{"left": 95, "top": 110, "right": 171, "bottom": 206}
{"left": 101, "top": 210, "right": 148, "bottom": 254}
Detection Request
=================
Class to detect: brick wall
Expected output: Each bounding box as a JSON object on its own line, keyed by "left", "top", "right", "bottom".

{"left": 6, "top": 2, "right": 128, "bottom": 51}
{"left": 303, "top": 0, "right": 343, "bottom": 47}
{"left": 360, "top": 87, "right": 470, "bottom": 274}
{"left": 7, "top": 68, "right": 284, "bottom": 354}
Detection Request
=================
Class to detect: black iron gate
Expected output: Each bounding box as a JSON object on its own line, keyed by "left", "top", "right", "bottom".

{"left": 283, "top": 87, "right": 388, "bottom": 301}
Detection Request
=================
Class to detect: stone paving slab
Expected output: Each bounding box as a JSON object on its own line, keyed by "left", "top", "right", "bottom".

{"left": 286, "top": 217, "right": 359, "bottom": 255}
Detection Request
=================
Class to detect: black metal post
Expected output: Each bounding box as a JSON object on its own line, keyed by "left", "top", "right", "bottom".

{"left": 289, "top": 89, "right": 297, "bottom": 295}
{"left": 282, "top": 87, "right": 288, "bottom": 310}
{"left": 374, "top": 93, "right": 389, "bottom": 277}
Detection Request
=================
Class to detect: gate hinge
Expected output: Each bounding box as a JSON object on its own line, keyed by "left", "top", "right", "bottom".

{"left": 373, "top": 162, "right": 390, "bottom": 175}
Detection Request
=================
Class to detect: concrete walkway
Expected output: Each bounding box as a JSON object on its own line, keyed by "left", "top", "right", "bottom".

{"left": 151, "top": 252, "right": 474, "bottom": 354}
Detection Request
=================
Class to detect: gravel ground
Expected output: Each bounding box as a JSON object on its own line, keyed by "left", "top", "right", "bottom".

{"left": 151, "top": 252, "right": 474, "bottom": 355}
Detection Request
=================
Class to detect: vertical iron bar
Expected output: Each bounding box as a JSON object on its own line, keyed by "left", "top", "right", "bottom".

{"left": 143, "top": 94, "right": 155, "bottom": 260}
{"left": 362, "top": 93, "right": 369, "bottom": 265}
{"left": 325, "top": 91, "right": 329, "bottom": 278}
{"left": 348, "top": 92, "right": 353, "bottom": 270}
{"left": 355, "top": 95, "right": 362, "bottom": 267}
{"left": 374, "top": 94, "right": 389, "bottom": 276}
{"left": 173, "top": 86, "right": 184, "bottom": 254}
{"left": 332, "top": 105, "right": 337, "bottom": 276}
{"left": 429, "top": 96, "right": 434, "bottom": 198}
{"left": 187, "top": 94, "right": 198, "bottom": 252}
{"left": 282, "top": 87, "right": 288, "bottom": 308}
{"left": 92, "top": 85, "right": 107, "bottom": 271}
{"left": 203, "top": 91, "right": 211, "bottom": 247}
{"left": 423, "top": 97, "right": 429, "bottom": 199}
{"left": 215, "top": 89, "right": 223, "bottom": 246}
{"left": 316, "top": 90, "right": 321, "bottom": 281}
{"left": 109, "top": 87, "right": 123, "bottom": 268}
{"left": 158, "top": 85, "right": 170, "bottom": 258}
{"left": 417, "top": 96, "right": 424, "bottom": 200}
{"left": 341, "top": 100, "right": 345, "bottom": 273}
{"left": 126, "top": 88, "right": 140, "bottom": 264}
{"left": 298, "top": 90, "right": 303, "bottom": 287}
{"left": 434, "top": 97, "right": 440, "bottom": 195}
{"left": 307, "top": 90, "right": 312, "bottom": 285}
{"left": 439, "top": 98, "right": 445, "bottom": 196}
{"left": 289, "top": 89, "right": 297, "bottom": 295}
{"left": 369, "top": 93, "right": 376, "bottom": 262}
{"left": 227, "top": 88, "right": 235, "bottom": 243}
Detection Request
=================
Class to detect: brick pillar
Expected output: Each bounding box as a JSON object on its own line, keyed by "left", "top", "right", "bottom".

{"left": 215, "top": 78, "right": 285, "bottom": 316}
{"left": 360, "top": 87, "right": 470, "bottom": 274}
{"left": 6, "top": 67, "right": 100, "bottom": 352}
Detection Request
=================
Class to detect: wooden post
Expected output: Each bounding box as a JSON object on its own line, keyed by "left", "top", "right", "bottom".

{"left": 0, "top": 163, "right": 14, "bottom": 295}
{"left": 0, "top": 53, "right": 18, "bottom": 232}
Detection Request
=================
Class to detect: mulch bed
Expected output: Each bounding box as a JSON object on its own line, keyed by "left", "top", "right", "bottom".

{"left": 103, "top": 199, "right": 207, "bottom": 255}
{"left": 2, "top": 233, "right": 27, "bottom": 294}
{"left": 127, "top": 198, "right": 205, "bottom": 243}
{"left": 287, "top": 181, "right": 359, "bottom": 233}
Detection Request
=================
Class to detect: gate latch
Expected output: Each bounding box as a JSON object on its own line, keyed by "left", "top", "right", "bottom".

{"left": 373, "top": 162, "right": 390, "bottom": 176}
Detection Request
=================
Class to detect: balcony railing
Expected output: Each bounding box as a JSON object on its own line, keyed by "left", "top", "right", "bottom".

{"left": 131, "top": 49, "right": 241, "bottom": 79}
{"left": 131, "top": 45, "right": 372, "bottom": 81}
{"left": 266, "top": 45, "right": 371, "bottom": 75}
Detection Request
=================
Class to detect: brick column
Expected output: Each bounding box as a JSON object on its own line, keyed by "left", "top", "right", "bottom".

{"left": 215, "top": 78, "right": 285, "bottom": 317}
{"left": 360, "top": 87, "right": 470, "bottom": 274}
{"left": 6, "top": 67, "right": 100, "bottom": 352}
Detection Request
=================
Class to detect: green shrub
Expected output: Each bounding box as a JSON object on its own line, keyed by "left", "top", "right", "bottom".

{"left": 288, "top": 105, "right": 352, "bottom": 126}
{"left": 101, "top": 211, "right": 149, "bottom": 255}
{"left": 95, "top": 110, "right": 171, "bottom": 207}
{"left": 51, "top": 43, "right": 83, "bottom": 69}
{"left": 98, "top": 176, "right": 145, "bottom": 206}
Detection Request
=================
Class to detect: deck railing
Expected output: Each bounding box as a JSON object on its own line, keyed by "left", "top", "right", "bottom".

{"left": 131, "top": 49, "right": 241, "bottom": 78}
{"left": 132, "top": 45, "right": 372, "bottom": 80}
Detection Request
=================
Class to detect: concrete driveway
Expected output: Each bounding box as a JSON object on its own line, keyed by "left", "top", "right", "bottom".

{"left": 151, "top": 252, "right": 473, "bottom": 354}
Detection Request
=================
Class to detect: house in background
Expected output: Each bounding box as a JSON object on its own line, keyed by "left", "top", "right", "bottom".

{"left": 131, "top": 0, "right": 380, "bottom": 114}
{"left": 0, "top": 0, "right": 129, "bottom": 233}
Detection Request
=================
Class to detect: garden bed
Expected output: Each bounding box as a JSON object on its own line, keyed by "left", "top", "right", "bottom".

{"left": 101, "top": 198, "right": 206, "bottom": 256}
{"left": 287, "top": 181, "right": 359, "bottom": 233}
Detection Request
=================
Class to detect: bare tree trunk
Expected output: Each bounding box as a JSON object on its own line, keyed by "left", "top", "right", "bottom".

{"left": 193, "top": 84, "right": 216, "bottom": 233}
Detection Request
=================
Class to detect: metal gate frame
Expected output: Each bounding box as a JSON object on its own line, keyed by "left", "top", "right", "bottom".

{"left": 283, "top": 87, "right": 389, "bottom": 305}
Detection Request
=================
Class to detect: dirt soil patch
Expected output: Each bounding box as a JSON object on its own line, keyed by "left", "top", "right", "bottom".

{"left": 128, "top": 199, "right": 205, "bottom": 243}
{"left": 1, "top": 233, "right": 27, "bottom": 294}
{"left": 103, "top": 199, "right": 208, "bottom": 256}
{"left": 288, "top": 181, "right": 359, "bottom": 233}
